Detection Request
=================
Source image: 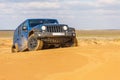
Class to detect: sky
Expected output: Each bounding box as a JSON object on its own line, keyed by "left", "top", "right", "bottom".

{"left": 0, "top": 0, "right": 120, "bottom": 30}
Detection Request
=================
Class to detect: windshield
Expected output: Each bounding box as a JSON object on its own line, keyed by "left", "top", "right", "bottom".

{"left": 29, "top": 19, "right": 58, "bottom": 27}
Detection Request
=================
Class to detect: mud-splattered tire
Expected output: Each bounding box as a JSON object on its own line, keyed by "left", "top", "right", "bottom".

{"left": 61, "top": 38, "right": 78, "bottom": 47}
{"left": 27, "top": 34, "right": 43, "bottom": 51}
{"left": 11, "top": 43, "right": 19, "bottom": 53}
{"left": 72, "top": 38, "right": 78, "bottom": 47}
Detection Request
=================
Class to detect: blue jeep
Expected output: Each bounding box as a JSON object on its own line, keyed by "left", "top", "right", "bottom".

{"left": 12, "top": 19, "right": 78, "bottom": 52}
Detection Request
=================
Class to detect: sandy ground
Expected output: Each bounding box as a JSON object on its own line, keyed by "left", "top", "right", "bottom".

{"left": 0, "top": 37, "right": 120, "bottom": 80}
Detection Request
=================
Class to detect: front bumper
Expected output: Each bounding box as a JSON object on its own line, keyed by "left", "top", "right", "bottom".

{"left": 34, "top": 32, "right": 76, "bottom": 44}
{"left": 35, "top": 32, "right": 76, "bottom": 38}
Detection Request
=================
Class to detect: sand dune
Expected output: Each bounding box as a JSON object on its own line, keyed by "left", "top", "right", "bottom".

{"left": 0, "top": 38, "right": 120, "bottom": 80}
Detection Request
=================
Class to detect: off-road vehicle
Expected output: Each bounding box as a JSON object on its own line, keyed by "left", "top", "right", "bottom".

{"left": 12, "top": 19, "right": 78, "bottom": 52}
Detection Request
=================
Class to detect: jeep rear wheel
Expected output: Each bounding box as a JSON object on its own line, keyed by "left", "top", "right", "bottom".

{"left": 28, "top": 34, "right": 43, "bottom": 51}
{"left": 11, "top": 44, "right": 19, "bottom": 53}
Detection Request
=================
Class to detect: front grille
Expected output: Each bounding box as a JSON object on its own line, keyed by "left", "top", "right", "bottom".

{"left": 46, "top": 25, "right": 63, "bottom": 32}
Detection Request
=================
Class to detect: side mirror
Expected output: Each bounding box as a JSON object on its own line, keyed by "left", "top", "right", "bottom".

{"left": 22, "top": 26, "right": 27, "bottom": 30}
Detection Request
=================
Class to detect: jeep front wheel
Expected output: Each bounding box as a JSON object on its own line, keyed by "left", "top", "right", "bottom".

{"left": 72, "top": 38, "right": 78, "bottom": 47}
{"left": 27, "top": 34, "right": 43, "bottom": 51}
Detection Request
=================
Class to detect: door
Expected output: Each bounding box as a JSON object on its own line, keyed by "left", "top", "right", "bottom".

{"left": 17, "top": 25, "right": 22, "bottom": 51}
{"left": 18, "top": 21, "right": 28, "bottom": 51}
{"left": 21, "top": 21, "right": 29, "bottom": 51}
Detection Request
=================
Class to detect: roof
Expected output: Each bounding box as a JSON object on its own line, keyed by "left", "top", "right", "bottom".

{"left": 26, "top": 18, "right": 57, "bottom": 21}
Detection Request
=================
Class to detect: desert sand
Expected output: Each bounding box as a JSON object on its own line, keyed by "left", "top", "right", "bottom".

{"left": 0, "top": 36, "right": 120, "bottom": 80}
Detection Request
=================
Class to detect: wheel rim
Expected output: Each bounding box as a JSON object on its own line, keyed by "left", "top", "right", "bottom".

{"left": 29, "top": 37, "right": 38, "bottom": 49}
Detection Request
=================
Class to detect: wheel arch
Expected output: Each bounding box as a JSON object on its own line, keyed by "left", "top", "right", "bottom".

{"left": 29, "top": 30, "right": 34, "bottom": 37}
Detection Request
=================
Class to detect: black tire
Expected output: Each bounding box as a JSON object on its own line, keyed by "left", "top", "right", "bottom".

{"left": 61, "top": 38, "right": 78, "bottom": 47}
{"left": 72, "top": 38, "right": 78, "bottom": 47}
{"left": 27, "top": 34, "right": 43, "bottom": 51}
{"left": 11, "top": 44, "right": 19, "bottom": 53}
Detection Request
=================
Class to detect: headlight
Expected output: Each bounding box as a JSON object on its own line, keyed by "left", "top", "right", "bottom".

{"left": 41, "top": 26, "right": 46, "bottom": 30}
{"left": 63, "top": 26, "right": 68, "bottom": 30}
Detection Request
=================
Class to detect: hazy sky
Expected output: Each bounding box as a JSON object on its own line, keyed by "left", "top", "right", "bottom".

{"left": 0, "top": 0, "right": 120, "bottom": 30}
